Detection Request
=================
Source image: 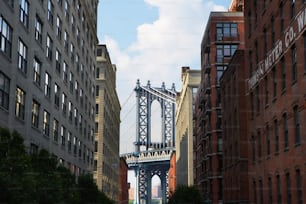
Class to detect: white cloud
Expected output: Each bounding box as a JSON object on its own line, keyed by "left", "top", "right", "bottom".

{"left": 101, "top": 0, "right": 227, "bottom": 153}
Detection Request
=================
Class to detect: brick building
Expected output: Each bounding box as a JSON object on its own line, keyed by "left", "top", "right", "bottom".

{"left": 220, "top": 50, "right": 249, "bottom": 203}
{"left": 245, "top": 0, "right": 306, "bottom": 203}
{"left": 194, "top": 10, "right": 245, "bottom": 203}
{"left": 119, "top": 157, "right": 129, "bottom": 204}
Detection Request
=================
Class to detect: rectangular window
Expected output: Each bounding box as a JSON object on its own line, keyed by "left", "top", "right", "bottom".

{"left": 266, "top": 125, "right": 270, "bottom": 156}
{"left": 70, "top": 43, "right": 75, "bottom": 62}
{"left": 68, "top": 101, "right": 73, "bottom": 122}
{"left": 256, "top": 86, "right": 260, "bottom": 114}
{"left": 62, "top": 92, "right": 67, "bottom": 115}
{"left": 252, "top": 135, "right": 256, "bottom": 162}
{"left": 253, "top": 181, "right": 257, "bottom": 204}
{"left": 47, "top": 0, "right": 54, "bottom": 25}
{"left": 280, "top": 3, "right": 284, "bottom": 33}
{"left": 268, "top": 177, "right": 273, "bottom": 204}
{"left": 64, "top": 30, "right": 69, "bottom": 53}
{"left": 44, "top": 72, "right": 51, "bottom": 98}
{"left": 216, "top": 23, "right": 238, "bottom": 40}
{"left": 67, "top": 131, "right": 72, "bottom": 152}
{"left": 271, "top": 16, "right": 275, "bottom": 45}
{"left": 257, "top": 130, "right": 262, "bottom": 160}
{"left": 56, "top": 16, "right": 62, "bottom": 39}
{"left": 35, "top": 16, "right": 43, "bottom": 44}
{"left": 60, "top": 125, "right": 66, "bottom": 146}
{"left": 250, "top": 92, "right": 254, "bottom": 119}
{"left": 286, "top": 173, "right": 292, "bottom": 204}
{"left": 55, "top": 49, "right": 61, "bottom": 74}
{"left": 0, "top": 72, "right": 10, "bottom": 110}
{"left": 53, "top": 118, "right": 59, "bottom": 142}
{"left": 33, "top": 57, "right": 41, "bottom": 86}
{"left": 0, "top": 16, "right": 13, "bottom": 58}
{"left": 216, "top": 44, "right": 238, "bottom": 62}
{"left": 277, "top": 175, "right": 282, "bottom": 204}
{"left": 69, "top": 72, "right": 74, "bottom": 92}
{"left": 272, "top": 67, "right": 277, "bottom": 98}
{"left": 281, "top": 57, "right": 286, "bottom": 91}
{"left": 293, "top": 106, "right": 300, "bottom": 144}
{"left": 290, "top": 0, "right": 295, "bottom": 20}
{"left": 265, "top": 76, "right": 269, "bottom": 105}
{"left": 64, "top": 0, "right": 70, "bottom": 20}
{"left": 292, "top": 45, "right": 297, "bottom": 82}
{"left": 43, "top": 110, "right": 50, "bottom": 136}
{"left": 283, "top": 113, "right": 288, "bottom": 149}
{"left": 54, "top": 83, "right": 60, "bottom": 108}
{"left": 31, "top": 99, "right": 40, "bottom": 128}
{"left": 15, "top": 87, "right": 25, "bottom": 120}
{"left": 274, "top": 119, "right": 279, "bottom": 153}
{"left": 19, "top": 0, "right": 29, "bottom": 28}
{"left": 259, "top": 179, "right": 263, "bottom": 204}
{"left": 46, "top": 35, "right": 53, "bottom": 61}
{"left": 296, "top": 169, "right": 303, "bottom": 204}
{"left": 18, "top": 39, "right": 28, "bottom": 73}
{"left": 62, "top": 61, "right": 68, "bottom": 83}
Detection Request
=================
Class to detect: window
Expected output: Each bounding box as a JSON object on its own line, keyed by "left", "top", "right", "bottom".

{"left": 257, "top": 130, "right": 262, "bottom": 160}
{"left": 271, "top": 16, "right": 275, "bottom": 45}
{"left": 64, "top": 30, "right": 69, "bottom": 53}
{"left": 55, "top": 49, "right": 61, "bottom": 74}
{"left": 70, "top": 43, "right": 75, "bottom": 62}
{"left": 292, "top": 45, "right": 297, "bottom": 82}
{"left": 31, "top": 100, "right": 40, "bottom": 128}
{"left": 15, "top": 87, "right": 25, "bottom": 120}
{"left": 286, "top": 173, "right": 292, "bottom": 204}
{"left": 272, "top": 67, "right": 277, "bottom": 98}
{"left": 54, "top": 83, "right": 60, "bottom": 108}
{"left": 250, "top": 92, "right": 254, "bottom": 119}
{"left": 0, "top": 72, "right": 10, "bottom": 110}
{"left": 216, "top": 44, "right": 238, "bottom": 62}
{"left": 44, "top": 72, "right": 51, "bottom": 98}
{"left": 266, "top": 125, "right": 270, "bottom": 156}
{"left": 96, "top": 67, "right": 99, "bottom": 78}
{"left": 35, "top": 16, "right": 43, "bottom": 44}
{"left": 53, "top": 118, "right": 59, "bottom": 142}
{"left": 0, "top": 16, "right": 13, "bottom": 57}
{"left": 259, "top": 179, "right": 263, "bottom": 204}
{"left": 43, "top": 110, "right": 50, "bottom": 136}
{"left": 68, "top": 101, "right": 73, "bottom": 122}
{"left": 274, "top": 119, "right": 279, "bottom": 153}
{"left": 296, "top": 169, "right": 303, "bottom": 204}
{"left": 95, "top": 104, "right": 99, "bottom": 114}
{"left": 96, "top": 85, "right": 99, "bottom": 96}
{"left": 33, "top": 57, "right": 41, "bottom": 86}
{"left": 264, "top": 28, "right": 267, "bottom": 55}
{"left": 281, "top": 57, "right": 286, "bottom": 91}
{"left": 71, "top": 14, "right": 75, "bottom": 32}
{"left": 280, "top": 3, "right": 284, "bottom": 33}
{"left": 283, "top": 113, "right": 288, "bottom": 149}
{"left": 56, "top": 16, "right": 62, "bottom": 39}
{"left": 47, "top": 0, "right": 54, "bottom": 25}
{"left": 64, "top": 0, "right": 70, "bottom": 20}
{"left": 268, "top": 177, "right": 273, "bottom": 204}
{"left": 74, "top": 108, "right": 78, "bottom": 126}
{"left": 60, "top": 125, "right": 66, "bottom": 146}
{"left": 290, "top": 0, "right": 295, "bottom": 20}
{"left": 62, "top": 61, "right": 68, "bottom": 83}
{"left": 18, "top": 39, "right": 28, "bottom": 73}
{"left": 253, "top": 181, "right": 257, "bottom": 204}
{"left": 265, "top": 76, "right": 268, "bottom": 105}
{"left": 69, "top": 72, "right": 74, "bottom": 92}
{"left": 293, "top": 106, "right": 300, "bottom": 144}
{"left": 216, "top": 23, "right": 237, "bottom": 40}
{"left": 67, "top": 131, "right": 72, "bottom": 152}
{"left": 19, "top": 0, "right": 29, "bottom": 28}
{"left": 277, "top": 175, "right": 282, "bottom": 204}
{"left": 62, "top": 92, "right": 67, "bottom": 115}
{"left": 46, "top": 35, "right": 53, "bottom": 61}
{"left": 251, "top": 135, "right": 256, "bottom": 162}
{"left": 256, "top": 86, "right": 260, "bottom": 114}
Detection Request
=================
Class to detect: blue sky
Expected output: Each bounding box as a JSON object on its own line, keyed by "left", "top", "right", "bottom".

{"left": 97, "top": 0, "right": 232, "bottom": 154}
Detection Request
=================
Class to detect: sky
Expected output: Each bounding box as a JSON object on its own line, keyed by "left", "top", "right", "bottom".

{"left": 97, "top": 0, "right": 231, "bottom": 154}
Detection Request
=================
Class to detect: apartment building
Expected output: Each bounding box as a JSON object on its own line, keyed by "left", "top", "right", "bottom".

{"left": 194, "top": 10, "right": 244, "bottom": 203}
{"left": 94, "top": 44, "right": 121, "bottom": 201}
{"left": 175, "top": 66, "right": 200, "bottom": 186}
{"left": 0, "top": 0, "right": 98, "bottom": 174}
{"left": 245, "top": 0, "right": 306, "bottom": 203}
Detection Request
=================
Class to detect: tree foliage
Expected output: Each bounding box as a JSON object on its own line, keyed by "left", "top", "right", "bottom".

{"left": 167, "top": 185, "right": 204, "bottom": 204}
{"left": 0, "top": 127, "right": 114, "bottom": 204}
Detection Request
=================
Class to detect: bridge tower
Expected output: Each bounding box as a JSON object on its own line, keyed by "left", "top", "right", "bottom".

{"left": 127, "top": 79, "right": 176, "bottom": 204}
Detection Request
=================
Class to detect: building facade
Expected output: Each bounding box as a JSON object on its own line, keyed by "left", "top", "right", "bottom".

{"left": 220, "top": 50, "right": 249, "bottom": 203}
{"left": 245, "top": 0, "right": 306, "bottom": 203}
{"left": 194, "top": 11, "right": 244, "bottom": 203}
{"left": 175, "top": 66, "right": 201, "bottom": 186}
{"left": 94, "top": 44, "right": 121, "bottom": 201}
{"left": 119, "top": 157, "right": 129, "bottom": 204}
{"left": 0, "top": 0, "right": 98, "bottom": 174}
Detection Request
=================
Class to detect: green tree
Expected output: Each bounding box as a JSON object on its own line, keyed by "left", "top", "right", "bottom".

{"left": 168, "top": 185, "right": 204, "bottom": 204}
